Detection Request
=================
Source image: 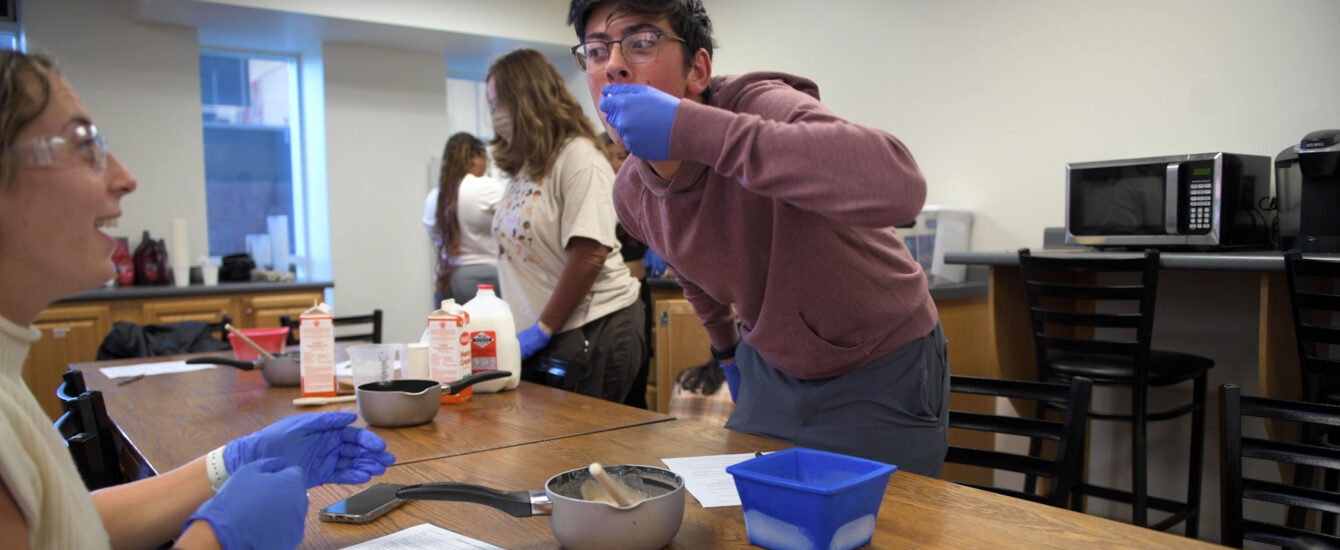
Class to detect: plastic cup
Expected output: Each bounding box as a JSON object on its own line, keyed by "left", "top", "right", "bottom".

{"left": 201, "top": 264, "right": 219, "bottom": 286}
{"left": 407, "top": 343, "right": 429, "bottom": 379}
{"left": 347, "top": 344, "right": 407, "bottom": 387}
{"left": 172, "top": 265, "right": 190, "bottom": 287}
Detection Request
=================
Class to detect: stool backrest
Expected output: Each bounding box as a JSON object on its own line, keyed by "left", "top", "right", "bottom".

{"left": 280, "top": 309, "right": 383, "bottom": 345}
{"left": 1017, "top": 248, "right": 1159, "bottom": 384}
{"left": 1219, "top": 383, "right": 1340, "bottom": 548}
{"left": 946, "top": 375, "right": 1092, "bottom": 507}
{"left": 1283, "top": 249, "right": 1340, "bottom": 403}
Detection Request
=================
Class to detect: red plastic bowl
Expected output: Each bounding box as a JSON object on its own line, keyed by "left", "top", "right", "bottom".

{"left": 228, "top": 327, "right": 290, "bottom": 361}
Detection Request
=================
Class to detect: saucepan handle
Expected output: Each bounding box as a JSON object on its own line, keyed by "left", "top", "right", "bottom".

{"left": 443, "top": 370, "right": 512, "bottom": 395}
{"left": 396, "top": 482, "right": 547, "bottom": 518}
{"left": 185, "top": 356, "right": 256, "bottom": 370}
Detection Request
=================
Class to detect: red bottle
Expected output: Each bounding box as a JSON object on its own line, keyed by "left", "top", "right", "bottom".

{"left": 156, "top": 239, "right": 171, "bottom": 285}
{"left": 112, "top": 237, "right": 135, "bottom": 287}
{"left": 133, "top": 230, "right": 164, "bottom": 285}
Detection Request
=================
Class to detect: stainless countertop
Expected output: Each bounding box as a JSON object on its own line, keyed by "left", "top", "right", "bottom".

{"left": 944, "top": 249, "right": 1340, "bottom": 272}
{"left": 57, "top": 280, "right": 334, "bottom": 303}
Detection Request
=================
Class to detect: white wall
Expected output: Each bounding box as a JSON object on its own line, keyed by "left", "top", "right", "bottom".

{"left": 323, "top": 41, "right": 447, "bottom": 343}
{"left": 24, "top": 0, "right": 209, "bottom": 261}
{"left": 179, "top": 0, "right": 574, "bottom": 44}
{"left": 25, "top": 0, "right": 1340, "bottom": 333}
{"left": 707, "top": 0, "right": 1340, "bottom": 251}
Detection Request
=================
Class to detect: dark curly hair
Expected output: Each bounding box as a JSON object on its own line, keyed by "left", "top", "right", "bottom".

{"left": 433, "top": 132, "right": 487, "bottom": 297}
{"left": 675, "top": 359, "right": 726, "bottom": 394}
{"left": 567, "top": 0, "right": 715, "bottom": 72}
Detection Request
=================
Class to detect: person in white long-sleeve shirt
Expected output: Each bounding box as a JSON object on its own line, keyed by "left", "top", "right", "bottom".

{"left": 423, "top": 132, "right": 505, "bottom": 305}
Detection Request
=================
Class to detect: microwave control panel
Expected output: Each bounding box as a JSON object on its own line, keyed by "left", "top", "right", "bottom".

{"left": 1180, "top": 160, "right": 1215, "bottom": 234}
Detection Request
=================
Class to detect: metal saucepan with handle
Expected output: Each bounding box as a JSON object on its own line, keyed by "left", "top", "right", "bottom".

{"left": 336, "top": 371, "right": 511, "bottom": 427}
{"left": 185, "top": 351, "right": 301, "bottom": 387}
{"left": 184, "top": 323, "right": 300, "bottom": 386}
{"left": 396, "top": 464, "right": 685, "bottom": 550}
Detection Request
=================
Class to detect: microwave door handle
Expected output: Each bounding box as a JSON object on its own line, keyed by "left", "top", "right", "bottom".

{"left": 1165, "top": 162, "right": 1180, "bottom": 234}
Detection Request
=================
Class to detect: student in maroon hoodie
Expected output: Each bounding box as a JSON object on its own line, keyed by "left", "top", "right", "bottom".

{"left": 567, "top": 0, "right": 950, "bottom": 476}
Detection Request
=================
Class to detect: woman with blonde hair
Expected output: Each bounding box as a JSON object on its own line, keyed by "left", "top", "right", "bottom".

{"left": 0, "top": 50, "right": 393, "bottom": 550}
{"left": 422, "top": 132, "right": 503, "bottom": 305}
{"left": 486, "top": 48, "right": 646, "bottom": 403}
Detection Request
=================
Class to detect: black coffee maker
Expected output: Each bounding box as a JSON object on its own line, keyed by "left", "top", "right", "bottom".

{"left": 1278, "top": 129, "right": 1340, "bottom": 252}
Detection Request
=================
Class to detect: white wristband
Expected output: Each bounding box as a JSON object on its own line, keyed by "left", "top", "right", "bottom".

{"left": 205, "top": 446, "right": 229, "bottom": 492}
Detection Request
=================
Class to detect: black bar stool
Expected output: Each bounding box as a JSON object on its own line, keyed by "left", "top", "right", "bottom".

{"left": 1018, "top": 248, "right": 1212, "bottom": 535}
{"left": 1282, "top": 249, "right": 1340, "bottom": 531}
{"left": 945, "top": 375, "right": 1093, "bottom": 508}
{"left": 1220, "top": 383, "right": 1340, "bottom": 548}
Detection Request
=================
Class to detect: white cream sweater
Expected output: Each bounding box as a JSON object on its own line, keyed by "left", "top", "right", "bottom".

{"left": 0, "top": 314, "right": 110, "bottom": 548}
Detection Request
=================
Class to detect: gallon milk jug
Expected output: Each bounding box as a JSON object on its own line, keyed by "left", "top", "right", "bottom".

{"left": 427, "top": 299, "right": 473, "bottom": 403}
{"left": 461, "top": 285, "right": 521, "bottom": 392}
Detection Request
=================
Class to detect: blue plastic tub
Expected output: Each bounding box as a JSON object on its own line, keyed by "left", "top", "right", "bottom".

{"left": 726, "top": 448, "right": 897, "bottom": 550}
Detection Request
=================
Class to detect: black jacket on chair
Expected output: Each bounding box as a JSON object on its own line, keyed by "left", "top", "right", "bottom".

{"left": 96, "top": 321, "right": 231, "bottom": 360}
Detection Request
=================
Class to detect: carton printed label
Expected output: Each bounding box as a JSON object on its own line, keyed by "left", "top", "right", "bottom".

{"left": 299, "top": 315, "right": 336, "bottom": 396}
{"left": 470, "top": 330, "right": 497, "bottom": 372}
{"left": 428, "top": 313, "right": 468, "bottom": 382}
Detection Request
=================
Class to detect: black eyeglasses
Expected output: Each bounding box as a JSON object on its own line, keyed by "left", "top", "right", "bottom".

{"left": 571, "top": 30, "right": 685, "bottom": 73}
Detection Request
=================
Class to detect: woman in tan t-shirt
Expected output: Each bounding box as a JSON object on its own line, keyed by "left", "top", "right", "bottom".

{"left": 485, "top": 48, "right": 647, "bottom": 404}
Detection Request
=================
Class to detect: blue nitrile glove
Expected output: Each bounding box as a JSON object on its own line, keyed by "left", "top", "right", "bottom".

{"left": 224, "top": 412, "right": 395, "bottom": 488}
{"left": 187, "top": 458, "right": 307, "bottom": 550}
{"left": 720, "top": 360, "right": 740, "bottom": 402}
{"left": 643, "top": 248, "right": 669, "bottom": 278}
{"left": 599, "top": 84, "right": 680, "bottom": 161}
{"left": 519, "top": 323, "right": 552, "bottom": 360}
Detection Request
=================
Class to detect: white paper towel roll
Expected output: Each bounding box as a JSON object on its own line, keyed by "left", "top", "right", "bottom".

{"left": 267, "top": 215, "right": 289, "bottom": 273}
{"left": 169, "top": 218, "right": 189, "bottom": 269}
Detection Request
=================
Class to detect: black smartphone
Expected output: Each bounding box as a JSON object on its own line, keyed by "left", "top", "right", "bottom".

{"left": 318, "top": 482, "right": 406, "bottom": 524}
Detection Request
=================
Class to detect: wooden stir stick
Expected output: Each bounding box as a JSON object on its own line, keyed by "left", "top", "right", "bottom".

{"left": 588, "top": 462, "right": 636, "bottom": 506}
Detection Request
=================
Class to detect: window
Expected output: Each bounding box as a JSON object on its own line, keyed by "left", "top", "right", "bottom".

{"left": 199, "top": 51, "right": 307, "bottom": 273}
{"left": 0, "top": 0, "right": 20, "bottom": 51}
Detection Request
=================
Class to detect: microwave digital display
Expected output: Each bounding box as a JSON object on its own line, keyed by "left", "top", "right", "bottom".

{"left": 1069, "top": 164, "right": 1166, "bottom": 235}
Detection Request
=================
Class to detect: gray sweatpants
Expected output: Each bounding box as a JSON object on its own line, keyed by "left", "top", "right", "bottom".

{"left": 449, "top": 264, "right": 499, "bottom": 305}
{"left": 725, "top": 324, "right": 950, "bottom": 477}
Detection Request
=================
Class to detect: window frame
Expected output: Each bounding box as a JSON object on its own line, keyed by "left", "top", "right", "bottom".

{"left": 198, "top": 48, "right": 311, "bottom": 272}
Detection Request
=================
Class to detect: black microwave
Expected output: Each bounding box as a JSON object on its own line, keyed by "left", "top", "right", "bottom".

{"left": 1065, "top": 152, "right": 1273, "bottom": 249}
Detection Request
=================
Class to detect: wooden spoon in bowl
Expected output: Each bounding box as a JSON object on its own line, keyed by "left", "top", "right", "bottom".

{"left": 588, "top": 462, "right": 638, "bottom": 506}
{"left": 224, "top": 323, "right": 276, "bottom": 360}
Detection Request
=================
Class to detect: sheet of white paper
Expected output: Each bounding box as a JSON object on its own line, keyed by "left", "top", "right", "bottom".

{"left": 99, "top": 361, "right": 216, "bottom": 379}
{"left": 661, "top": 452, "right": 761, "bottom": 508}
{"left": 339, "top": 523, "right": 503, "bottom": 550}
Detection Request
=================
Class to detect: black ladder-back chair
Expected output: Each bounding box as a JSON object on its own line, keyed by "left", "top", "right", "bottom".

{"left": 1283, "top": 249, "right": 1340, "bottom": 531}
{"left": 946, "top": 375, "right": 1093, "bottom": 507}
{"left": 1018, "top": 248, "right": 1212, "bottom": 535}
{"left": 54, "top": 370, "right": 127, "bottom": 490}
{"left": 207, "top": 313, "right": 233, "bottom": 345}
{"left": 280, "top": 309, "right": 383, "bottom": 346}
{"left": 1220, "top": 383, "right": 1340, "bottom": 549}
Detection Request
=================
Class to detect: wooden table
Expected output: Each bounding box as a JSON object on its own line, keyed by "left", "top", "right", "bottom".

{"left": 76, "top": 355, "right": 673, "bottom": 472}
{"left": 302, "top": 420, "right": 1223, "bottom": 549}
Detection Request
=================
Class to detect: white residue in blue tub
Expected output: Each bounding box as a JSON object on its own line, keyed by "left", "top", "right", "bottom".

{"left": 741, "top": 510, "right": 878, "bottom": 550}
{"left": 828, "top": 514, "right": 876, "bottom": 550}
{"left": 743, "top": 509, "right": 814, "bottom": 550}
